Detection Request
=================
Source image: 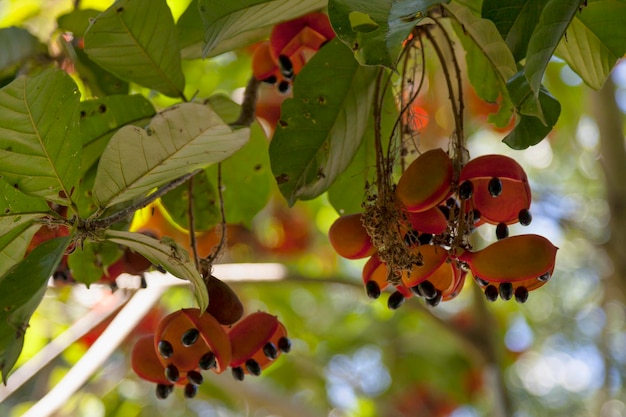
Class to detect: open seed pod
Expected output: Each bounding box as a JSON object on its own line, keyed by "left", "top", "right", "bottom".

{"left": 406, "top": 206, "right": 448, "bottom": 235}
{"left": 228, "top": 312, "right": 290, "bottom": 379}
{"left": 328, "top": 213, "right": 376, "bottom": 259}
{"left": 154, "top": 309, "right": 232, "bottom": 378}
{"left": 459, "top": 154, "right": 531, "bottom": 225}
{"left": 268, "top": 12, "right": 335, "bottom": 75}
{"left": 362, "top": 253, "right": 389, "bottom": 299}
{"left": 400, "top": 245, "right": 462, "bottom": 305}
{"left": 458, "top": 234, "right": 558, "bottom": 302}
{"left": 396, "top": 148, "right": 453, "bottom": 213}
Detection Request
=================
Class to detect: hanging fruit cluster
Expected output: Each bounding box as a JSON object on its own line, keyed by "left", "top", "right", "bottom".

{"left": 252, "top": 12, "right": 335, "bottom": 136}
{"left": 131, "top": 275, "right": 290, "bottom": 399}
{"left": 329, "top": 149, "right": 558, "bottom": 307}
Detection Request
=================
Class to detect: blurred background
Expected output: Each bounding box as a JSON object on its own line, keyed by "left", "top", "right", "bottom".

{"left": 1, "top": 1, "right": 626, "bottom": 416}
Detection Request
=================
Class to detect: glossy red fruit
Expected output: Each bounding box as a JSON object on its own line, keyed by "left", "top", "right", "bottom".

{"left": 228, "top": 312, "right": 290, "bottom": 378}
{"left": 328, "top": 213, "right": 376, "bottom": 259}
{"left": 154, "top": 308, "right": 231, "bottom": 375}
{"left": 362, "top": 253, "right": 389, "bottom": 299}
{"left": 406, "top": 206, "right": 448, "bottom": 235}
{"left": 459, "top": 154, "right": 531, "bottom": 225}
{"left": 396, "top": 148, "right": 453, "bottom": 213}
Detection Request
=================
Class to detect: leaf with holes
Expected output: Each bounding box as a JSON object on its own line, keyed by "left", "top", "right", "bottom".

{"left": 84, "top": 0, "right": 185, "bottom": 98}
{"left": 104, "top": 230, "right": 208, "bottom": 311}
{"left": 0, "top": 70, "right": 81, "bottom": 206}
{"left": 0, "top": 236, "right": 70, "bottom": 383}
{"left": 269, "top": 39, "right": 378, "bottom": 205}
{"left": 198, "top": 0, "right": 326, "bottom": 57}
{"left": 92, "top": 102, "right": 249, "bottom": 209}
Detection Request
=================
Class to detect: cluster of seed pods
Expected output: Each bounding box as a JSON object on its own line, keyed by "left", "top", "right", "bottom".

{"left": 252, "top": 12, "right": 335, "bottom": 134}
{"left": 329, "top": 149, "right": 558, "bottom": 307}
{"left": 131, "top": 275, "right": 290, "bottom": 399}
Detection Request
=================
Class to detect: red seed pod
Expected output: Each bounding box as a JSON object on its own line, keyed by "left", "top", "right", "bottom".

{"left": 154, "top": 308, "right": 231, "bottom": 375}
{"left": 459, "top": 155, "right": 531, "bottom": 225}
{"left": 205, "top": 275, "right": 244, "bottom": 326}
{"left": 228, "top": 312, "right": 290, "bottom": 377}
{"left": 132, "top": 335, "right": 178, "bottom": 385}
{"left": 458, "top": 234, "right": 558, "bottom": 293}
{"left": 328, "top": 213, "right": 376, "bottom": 259}
{"left": 362, "top": 253, "right": 389, "bottom": 299}
{"left": 406, "top": 206, "right": 448, "bottom": 235}
{"left": 396, "top": 148, "right": 453, "bottom": 213}
{"left": 401, "top": 245, "right": 463, "bottom": 302}
{"left": 252, "top": 41, "right": 282, "bottom": 83}
{"left": 269, "top": 12, "right": 335, "bottom": 75}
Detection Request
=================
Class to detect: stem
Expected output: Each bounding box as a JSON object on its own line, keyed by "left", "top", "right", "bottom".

{"left": 373, "top": 69, "right": 387, "bottom": 194}
{"left": 187, "top": 176, "right": 200, "bottom": 270}
{"left": 203, "top": 163, "right": 227, "bottom": 273}
{"left": 231, "top": 75, "right": 261, "bottom": 127}
{"left": 86, "top": 170, "right": 200, "bottom": 231}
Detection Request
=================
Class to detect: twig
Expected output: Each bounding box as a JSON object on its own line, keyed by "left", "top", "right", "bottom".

{"left": 203, "top": 163, "right": 227, "bottom": 275}
{"left": 231, "top": 76, "right": 261, "bottom": 127}
{"left": 187, "top": 176, "right": 200, "bottom": 270}
{"left": 86, "top": 170, "right": 201, "bottom": 231}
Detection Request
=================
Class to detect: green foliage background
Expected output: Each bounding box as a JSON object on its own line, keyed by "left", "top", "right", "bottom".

{"left": 1, "top": 0, "right": 626, "bottom": 417}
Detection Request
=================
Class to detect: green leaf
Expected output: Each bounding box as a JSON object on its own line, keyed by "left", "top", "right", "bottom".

{"left": 328, "top": 0, "right": 446, "bottom": 68}
{"left": 523, "top": 0, "right": 581, "bottom": 97}
{"left": 0, "top": 70, "right": 81, "bottom": 205}
{"left": 0, "top": 179, "right": 51, "bottom": 234}
{"left": 0, "top": 27, "right": 46, "bottom": 75}
{"left": 67, "top": 240, "right": 122, "bottom": 286}
{"left": 555, "top": 0, "right": 626, "bottom": 90}
{"left": 84, "top": 0, "right": 185, "bottom": 98}
{"left": 0, "top": 223, "right": 40, "bottom": 279}
{"left": 104, "top": 230, "right": 208, "bottom": 311}
{"left": 79, "top": 94, "right": 155, "bottom": 174}
{"left": 57, "top": 9, "right": 101, "bottom": 36}
{"left": 327, "top": 83, "right": 396, "bottom": 215}
{"left": 444, "top": 2, "right": 517, "bottom": 82}
{"left": 0, "top": 236, "right": 70, "bottom": 383}
{"left": 269, "top": 39, "right": 378, "bottom": 205}
{"left": 199, "top": 0, "right": 327, "bottom": 57}
{"left": 160, "top": 172, "right": 221, "bottom": 231}
{"left": 92, "top": 102, "right": 249, "bottom": 209}
{"left": 503, "top": 86, "right": 561, "bottom": 149}
{"left": 481, "top": 0, "right": 544, "bottom": 62}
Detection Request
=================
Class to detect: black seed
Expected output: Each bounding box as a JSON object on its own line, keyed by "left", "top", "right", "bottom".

{"left": 245, "top": 359, "right": 262, "bottom": 376}
{"left": 181, "top": 328, "right": 200, "bottom": 347}
{"left": 472, "top": 209, "right": 481, "bottom": 223}
{"left": 474, "top": 275, "right": 489, "bottom": 287}
{"left": 232, "top": 366, "right": 245, "bottom": 381}
{"left": 404, "top": 229, "right": 419, "bottom": 246}
{"left": 365, "top": 280, "right": 381, "bottom": 299}
{"left": 278, "top": 337, "right": 292, "bottom": 353}
{"left": 499, "top": 282, "right": 513, "bottom": 301}
{"left": 446, "top": 197, "right": 457, "bottom": 208}
{"left": 158, "top": 340, "right": 173, "bottom": 359}
{"left": 187, "top": 370, "right": 203, "bottom": 386}
{"left": 155, "top": 384, "right": 173, "bottom": 400}
{"left": 410, "top": 285, "right": 423, "bottom": 297}
{"left": 278, "top": 55, "right": 294, "bottom": 78}
{"left": 514, "top": 286, "right": 529, "bottom": 303}
{"left": 199, "top": 352, "right": 216, "bottom": 370}
{"left": 418, "top": 233, "right": 433, "bottom": 245}
{"left": 426, "top": 290, "right": 442, "bottom": 307}
{"left": 459, "top": 181, "right": 473, "bottom": 200}
{"left": 387, "top": 291, "right": 405, "bottom": 310}
{"left": 277, "top": 81, "right": 290, "bottom": 93}
{"left": 538, "top": 272, "right": 551, "bottom": 282}
{"left": 263, "top": 342, "right": 278, "bottom": 360}
{"left": 518, "top": 209, "right": 532, "bottom": 226}
{"left": 418, "top": 281, "right": 437, "bottom": 300}
{"left": 438, "top": 205, "right": 450, "bottom": 219}
{"left": 484, "top": 285, "right": 499, "bottom": 302}
{"left": 496, "top": 223, "right": 509, "bottom": 240}
{"left": 488, "top": 177, "right": 502, "bottom": 197}
{"left": 184, "top": 383, "right": 198, "bottom": 398}
{"left": 165, "top": 364, "right": 180, "bottom": 383}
